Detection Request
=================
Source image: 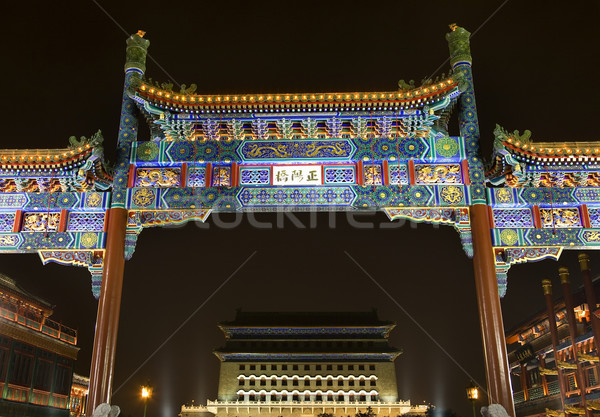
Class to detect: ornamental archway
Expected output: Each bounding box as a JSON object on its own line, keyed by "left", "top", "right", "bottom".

{"left": 0, "top": 26, "right": 594, "bottom": 416}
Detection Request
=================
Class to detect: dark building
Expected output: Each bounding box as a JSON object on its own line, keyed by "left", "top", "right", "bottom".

{"left": 0, "top": 272, "right": 79, "bottom": 417}
{"left": 505, "top": 255, "right": 600, "bottom": 417}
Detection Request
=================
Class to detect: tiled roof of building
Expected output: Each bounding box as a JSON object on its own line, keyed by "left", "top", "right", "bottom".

{"left": 134, "top": 79, "right": 459, "bottom": 113}
{"left": 0, "top": 272, "right": 53, "bottom": 312}
{"left": 221, "top": 310, "right": 394, "bottom": 327}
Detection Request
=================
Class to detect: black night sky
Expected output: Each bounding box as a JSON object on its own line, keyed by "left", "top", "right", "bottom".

{"left": 1, "top": 2, "right": 600, "bottom": 417}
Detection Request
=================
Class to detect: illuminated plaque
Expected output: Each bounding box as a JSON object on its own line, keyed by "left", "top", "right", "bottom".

{"left": 272, "top": 165, "right": 322, "bottom": 186}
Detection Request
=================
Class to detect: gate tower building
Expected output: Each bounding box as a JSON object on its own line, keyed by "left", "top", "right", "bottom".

{"left": 181, "top": 311, "right": 427, "bottom": 417}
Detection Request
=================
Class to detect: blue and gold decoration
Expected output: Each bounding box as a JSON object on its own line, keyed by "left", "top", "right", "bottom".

{"left": 2, "top": 26, "right": 600, "bottom": 300}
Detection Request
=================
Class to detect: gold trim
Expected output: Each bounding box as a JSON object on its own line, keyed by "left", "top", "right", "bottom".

{"left": 559, "top": 267, "right": 570, "bottom": 284}
{"left": 541, "top": 279, "right": 553, "bottom": 295}
{"left": 578, "top": 253, "right": 590, "bottom": 271}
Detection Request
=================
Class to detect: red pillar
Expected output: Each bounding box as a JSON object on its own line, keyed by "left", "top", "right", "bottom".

{"left": 560, "top": 267, "right": 592, "bottom": 417}
{"left": 85, "top": 31, "right": 148, "bottom": 415}
{"left": 520, "top": 363, "right": 529, "bottom": 401}
{"left": 86, "top": 207, "right": 127, "bottom": 413}
{"left": 470, "top": 204, "right": 515, "bottom": 415}
{"left": 538, "top": 354, "right": 549, "bottom": 396}
{"left": 578, "top": 254, "right": 600, "bottom": 357}
{"left": 542, "top": 279, "right": 567, "bottom": 411}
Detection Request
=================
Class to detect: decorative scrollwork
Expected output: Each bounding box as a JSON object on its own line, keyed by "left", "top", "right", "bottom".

{"left": 240, "top": 140, "right": 353, "bottom": 160}
{"left": 123, "top": 210, "right": 213, "bottom": 261}
{"left": 363, "top": 165, "right": 382, "bottom": 186}
{"left": 22, "top": 213, "right": 60, "bottom": 232}
{"left": 212, "top": 166, "right": 231, "bottom": 187}
{"left": 383, "top": 207, "right": 472, "bottom": 258}
{"left": 135, "top": 168, "right": 180, "bottom": 187}
{"left": 494, "top": 247, "right": 563, "bottom": 297}
{"left": 415, "top": 164, "right": 461, "bottom": 184}
{"left": 139, "top": 210, "right": 212, "bottom": 226}
{"left": 38, "top": 250, "right": 104, "bottom": 298}
{"left": 540, "top": 208, "right": 581, "bottom": 228}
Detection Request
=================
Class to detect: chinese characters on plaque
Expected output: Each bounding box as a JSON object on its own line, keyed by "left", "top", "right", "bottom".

{"left": 272, "top": 165, "right": 322, "bottom": 186}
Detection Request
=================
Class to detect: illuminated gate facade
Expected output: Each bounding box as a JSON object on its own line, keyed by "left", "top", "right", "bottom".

{"left": 0, "top": 25, "right": 598, "bottom": 416}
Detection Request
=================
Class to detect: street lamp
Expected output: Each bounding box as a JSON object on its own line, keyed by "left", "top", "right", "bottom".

{"left": 466, "top": 380, "right": 479, "bottom": 417}
{"left": 141, "top": 386, "right": 152, "bottom": 417}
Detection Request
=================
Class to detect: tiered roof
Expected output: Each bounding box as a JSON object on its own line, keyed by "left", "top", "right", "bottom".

{"left": 0, "top": 272, "right": 78, "bottom": 348}
{"left": 486, "top": 125, "right": 600, "bottom": 186}
{"left": 221, "top": 310, "right": 395, "bottom": 327}
{"left": 0, "top": 272, "right": 53, "bottom": 314}
{"left": 134, "top": 78, "right": 459, "bottom": 114}
{"left": 0, "top": 131, "right": 111, "bottom": 192}
{"left": 214, "top": 311, "right": 401, "bottom": 362}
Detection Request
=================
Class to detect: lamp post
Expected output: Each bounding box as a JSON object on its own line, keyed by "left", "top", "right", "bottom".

{"left": 466, "top": 381, "right": 479, "bottom": 417}
{"left": 141, "top": 386, "right": 152, "bottom": 417}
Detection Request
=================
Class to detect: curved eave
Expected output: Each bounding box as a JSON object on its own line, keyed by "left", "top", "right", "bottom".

{"left": 0, "top": 275, "right": 54, "bottom": 314}
{"left": 485, "top": 155, "right": 511, "bottom": 180}
{"left": 213, "top": 351, "right": 402, "bottom": 362}
{"left": 91, "top": 160, "right": 113, "bottom": 182}
{"left": 0, "top": 146, "right": 95, "bottom": 170}
{"left": 134, "top": 81, "right": 459, "bottom": 114}
{"left": 219, "top": 324, "right": 396, "bottom": 339}
{"left": 502, "top": 140, "right": 600, "bottom": 165}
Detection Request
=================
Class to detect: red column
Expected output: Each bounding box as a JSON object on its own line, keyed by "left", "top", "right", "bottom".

{"left": 231, "top": 162, "right": 239, "bottom": 187}
{"left": 560, "top": 267, "right": 592, "bottom": 417}
{"left": 12, "top": 210, "right": 22, "bottom": 233}
{"left": 59, "top": 209, "right": 68, "bottom": 232}
{"left": 542, "top": 279, "right": 567, "bottom": 411}
{"left": 408, "top": 160, "right": 415, "bottom": 185}
{"left": 520, "top": 363, "right": 529, "bottom": 401}
{"left": 578, "top": 253, "right": 600, "bottom": 357}
{"left": 205, "top": 163, "right": 213, "bottom": 187}
{"left": 532, "top": 205, "right": 542, "bottom": 229}
{"left": 127, "top": 164, "right": 136, "bottom": 188}
{"left": 86, "top": 30, "right": 149, "bottom": 415}
{"left": 86, "top": 207, "right": 127, "bottom": 414}
{"left": 538, "top": 354, "right": 549, "bottom": 396}
{"left": 461, "top": 159, "right": 471, "bottom": 185}
{"left": 382, "top": 161, "right": 390, "bottom": 185}
{"left": 581, "top": 205, "right": 591, "bottom": 229}
{"left": 181, "top": 163, "right": 188, "bottom": 187}
{"left": 470, "top": 204, "right": 515, "bottom": 415}
{"left": 357, "top": 161, "right": 364, "bottom": 185}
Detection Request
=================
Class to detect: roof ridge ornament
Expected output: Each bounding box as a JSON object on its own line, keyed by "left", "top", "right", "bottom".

{"left": 446, "top": 24, "right": 472, "bottom": 68}
{"left": 125, "top": 31, "right": 150, "bottom": 74}
{"left": 68, "top": 129, "right": 104, "bottom": 149}
{"left": 493, "top": 124, "right": 532, "bottom": 149}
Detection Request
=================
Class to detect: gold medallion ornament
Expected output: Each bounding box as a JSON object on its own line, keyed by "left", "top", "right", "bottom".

{"left": 132, "top": 188, "right": 156, "bottom": 208}
{"left": 85, "top": 192, "right": 102, "bottom": 207}
{"left": 500, "top": 229, "right": 518, "bottom": 246}
{"left": 440, "top": 185, "right": 464, "bottom": 204}
{"left": 80, "top": 232, "right": 98, "bottom": 248}
{"left": 435, "top": 137, "right": 459, "bottom": 157}
{"left": 136, "top": 141, "right": 159, "bottom": 161}
{"left": 495, "top": 188, "right": 512, "bottom": 204}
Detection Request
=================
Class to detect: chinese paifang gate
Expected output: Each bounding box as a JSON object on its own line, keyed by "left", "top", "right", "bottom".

{"left": 1, "top": 24, "right": 599, "bottom": 416}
